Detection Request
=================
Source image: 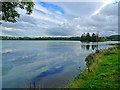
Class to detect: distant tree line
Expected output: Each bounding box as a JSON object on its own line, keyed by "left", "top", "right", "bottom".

{"left": 105, "top": 35, "right": 120, "bottom": 41}
{"left": 0, "top": 34, "right": 119, "bottom": 42}
{"left": 0, "top": 36, "right": 80, "bottom": 41}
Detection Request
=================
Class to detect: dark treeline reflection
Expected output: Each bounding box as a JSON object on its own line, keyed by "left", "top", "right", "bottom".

{"left": 81, "top": 44, "right": 98, "bottom": 50}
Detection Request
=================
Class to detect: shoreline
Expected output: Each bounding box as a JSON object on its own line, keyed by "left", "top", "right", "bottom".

{"left": 68, "top": 45, "right": 119, "bottom": 88}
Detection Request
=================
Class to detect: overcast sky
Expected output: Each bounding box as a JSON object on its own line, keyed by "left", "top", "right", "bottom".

{"left": 1, "top": 0, "right": 119, "bottom": 37}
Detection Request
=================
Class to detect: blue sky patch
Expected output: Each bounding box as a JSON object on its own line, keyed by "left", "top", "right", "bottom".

{"left": 40, "top": 2, "right": 65, "bottom": 14}
{"left": 113, "top": 0, "right": 119, "bottom": 4}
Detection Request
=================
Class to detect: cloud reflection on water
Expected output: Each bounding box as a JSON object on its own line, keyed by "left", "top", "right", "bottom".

{"left": 2, "top": 41, "right": 116, "bottom": 88}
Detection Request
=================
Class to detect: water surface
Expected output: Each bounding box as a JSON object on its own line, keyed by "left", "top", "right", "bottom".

{"left": 2, "top": 40, "right": 118, "bottom": 88}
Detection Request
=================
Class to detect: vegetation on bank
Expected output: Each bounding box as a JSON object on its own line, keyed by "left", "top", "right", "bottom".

{"left": 68, "top": 45, "right": 120, "bottom": 88}
{"left": 0, "top": 34, "right": 120, "bottom": 42}
{"left": 105, "top": 35, "right": 120, "bottom": 41}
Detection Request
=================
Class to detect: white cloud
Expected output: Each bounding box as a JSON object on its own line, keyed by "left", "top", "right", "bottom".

{"left": 55, "top": 11, "right": 63, "bottom": 15}
{"left": 2, "top": 2, "right": 118, "bottom": 37}
{"left": 2, "top": 27, "right": 25, "bottom": 32}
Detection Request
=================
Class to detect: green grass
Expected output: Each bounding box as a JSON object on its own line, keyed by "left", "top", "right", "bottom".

{"left": 68, "top": 45, "right": 120, "bottom": 88}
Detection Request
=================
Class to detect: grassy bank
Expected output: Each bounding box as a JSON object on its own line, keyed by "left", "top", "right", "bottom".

{"left": 68, "top": 45, "right": 120, "bottom": 88}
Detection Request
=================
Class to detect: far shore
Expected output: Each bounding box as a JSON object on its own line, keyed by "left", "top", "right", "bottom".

{"left": 1, "top": 35, "right": 120, "bottom": 41}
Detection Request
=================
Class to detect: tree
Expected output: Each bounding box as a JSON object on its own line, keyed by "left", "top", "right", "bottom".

{"left": 92, "top": 33, "right": 96, "bottom": 42}
{"left": 1, "top": 1, "right": 34, "bottom": 23}
{"left": 96, "top": 33, "right": 99, "bottom": 42}
{"left": 86, "top": 33, "right": 91, "bottom": 42}
{"left": 80, "top": 34, "right": 84, "bottom": 41}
